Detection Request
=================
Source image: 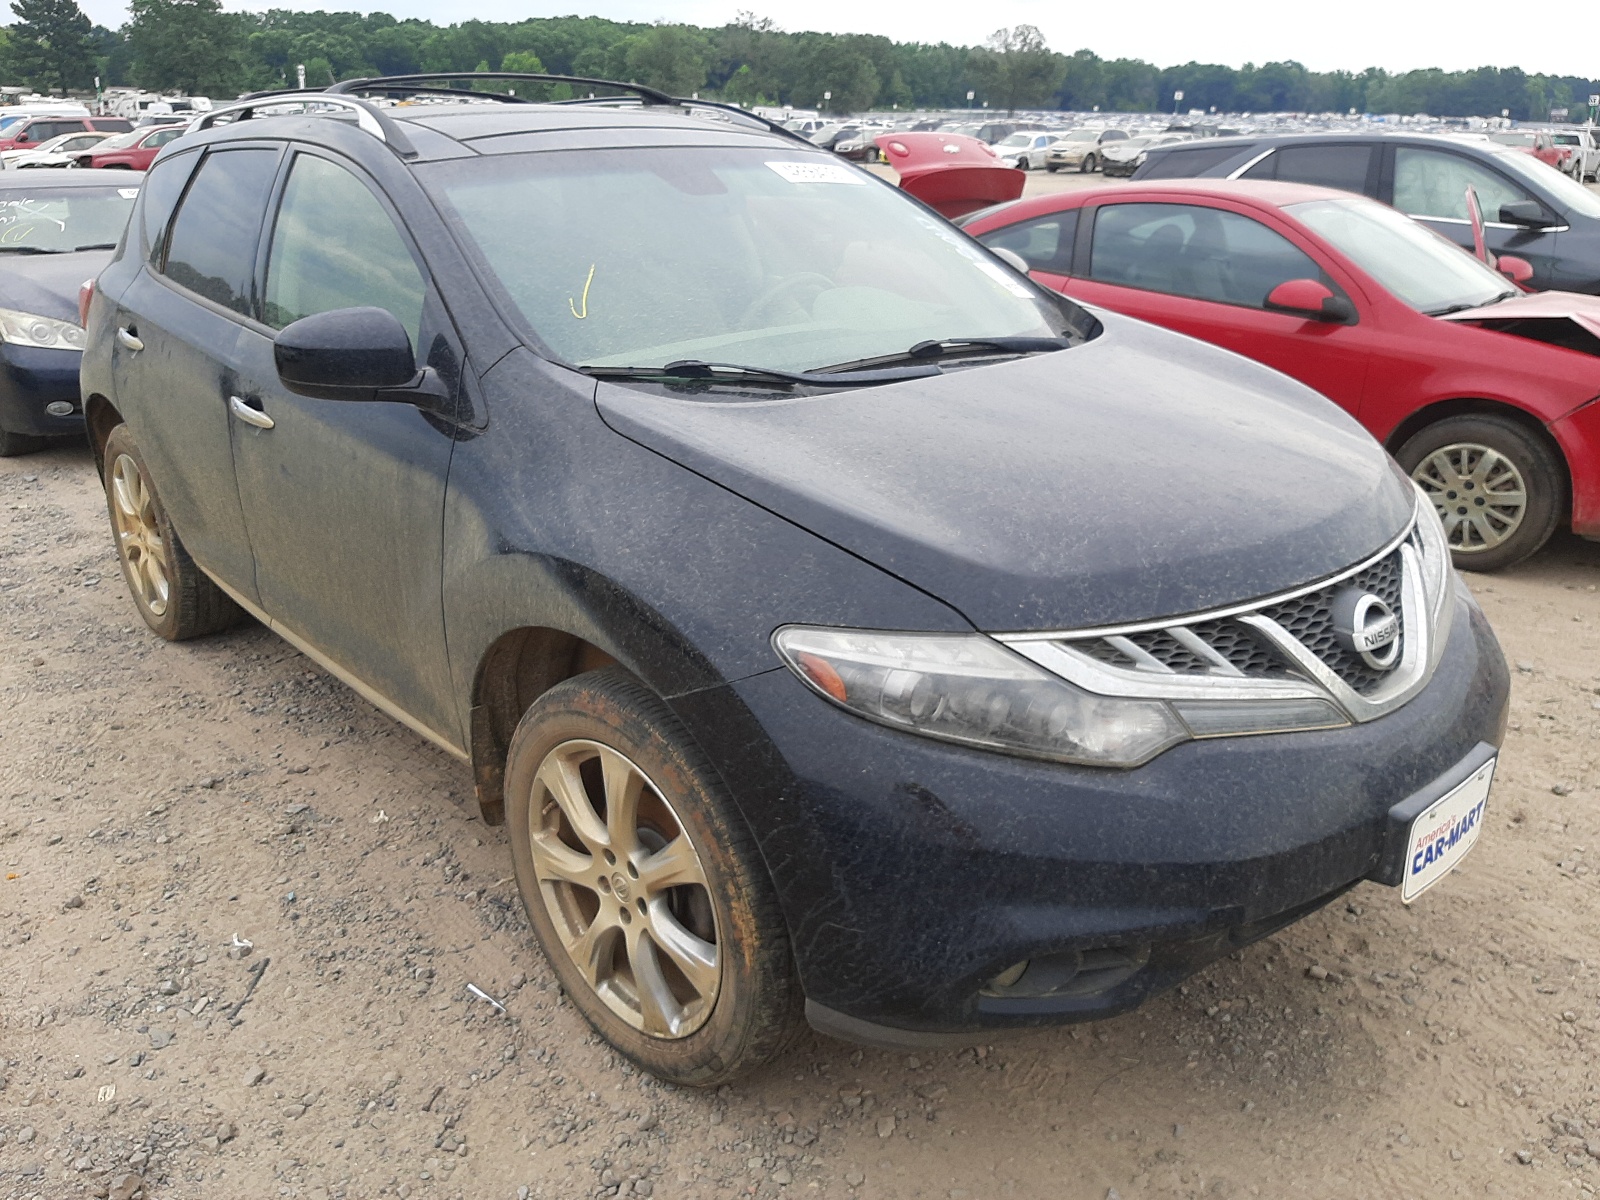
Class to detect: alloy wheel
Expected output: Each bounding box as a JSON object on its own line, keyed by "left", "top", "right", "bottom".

{"left": 526, "top": 739, "right": 720, "bottom": 1038}
{"left": 109, "top": 452, "right": 171, "bottom": 616}
{"left": 1411, "top": 441, "right": 1528, "bottom": 554}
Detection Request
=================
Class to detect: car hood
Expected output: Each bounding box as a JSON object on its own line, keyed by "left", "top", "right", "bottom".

{"left": 0, "top": 247, "right": 114, "bottom": 322}
{"left": 595, "top": 310, "right": 1415, "bottom": 632}
{"left": 1439, "top": 288, "right": 1600, "bottom": 345}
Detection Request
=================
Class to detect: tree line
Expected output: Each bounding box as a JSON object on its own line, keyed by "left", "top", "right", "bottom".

{"left": 3, "top": 0, "right": 1597, "bottom": 123}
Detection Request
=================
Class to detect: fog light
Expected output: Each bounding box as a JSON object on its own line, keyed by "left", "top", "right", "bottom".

{"left": 45, "top": 400, "right": 74, "bottom": 417}
{"left": 989, "top": 960, "right": 1028, "bottom": 990}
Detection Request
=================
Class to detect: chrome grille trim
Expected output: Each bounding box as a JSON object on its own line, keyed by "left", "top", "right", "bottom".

{"left": 998, "top": 506, "right": 1454, "bottom": 725}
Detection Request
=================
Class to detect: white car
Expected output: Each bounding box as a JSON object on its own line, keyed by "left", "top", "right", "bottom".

{"left": 2, "top": 130, "right": 117, "bottom": 169}
{"left": 995, "top": 131, "right": 1060, "bottom": 170}
{"left": 1552, "top": 128, "right": 1600, "bottom": 182}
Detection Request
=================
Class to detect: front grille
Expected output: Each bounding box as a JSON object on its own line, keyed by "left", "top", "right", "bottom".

{"left": 1052, "top": 540, "right": 1412, "bottom": 697}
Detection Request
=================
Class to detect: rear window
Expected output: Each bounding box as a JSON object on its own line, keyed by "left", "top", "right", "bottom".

{"left": 1137, "top": 144, "right": 1246, "bottom": 179}
{"left": 1244, "top": 144, "right": 1374, "bottom": 195}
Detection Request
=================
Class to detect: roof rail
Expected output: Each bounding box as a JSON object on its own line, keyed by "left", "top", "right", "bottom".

{"left": 190, "top": 92, "right": 418, "bottom": 158}
{"left": 327, "top": 72, "right": 813, "bottom": 146}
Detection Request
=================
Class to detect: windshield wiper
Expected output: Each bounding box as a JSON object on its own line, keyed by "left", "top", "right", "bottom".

{"left": 580, "top": 358, "right": 942, "bottom": 387}
{"left": 1427, "top": 291, "right": 1518, "bottom": 317}
{"left": 818, "top": 335, "right": 1071, "bottom": 372}
{"left": 71, "top": 243, "right": 118, "bottom": 252}
{"left": 0, "top": 246, "right": 64, "bottom": 255}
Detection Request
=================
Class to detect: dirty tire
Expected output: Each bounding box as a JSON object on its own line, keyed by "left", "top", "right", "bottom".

{"left": 102, "top": 423, "right": 241, "bottom": 640}
{"left": 0, "top": 423, "right": 45, "bottom": 456}
{"left": 505, "top": 666, "right": 802, "bottom": 1086}
{"left": 1080, "top": 154, "right": 1096, "bottom": 173}
{"left": 1396, "top": 413, "right": 1564, "bottom": 573}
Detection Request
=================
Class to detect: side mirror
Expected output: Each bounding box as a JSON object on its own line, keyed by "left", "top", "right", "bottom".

{"left": 273, "top": 306, "right": 451, "bottom": 413}
{"left": 1494, "top": 253, "right": 1534, "bottom": 285}
{"left": 991, "top": 247, "right": 1030, "bottom": 273}
{"left": 1263, "top": 278, "right": 1355, "bottom": 323}
{"left": 1498, "top": 200, "right": 1555, "bottom": 229}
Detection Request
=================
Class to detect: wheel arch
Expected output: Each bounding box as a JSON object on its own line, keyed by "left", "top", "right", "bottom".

{"left": 1383, "top": 397, "right": 1572, "bottom": 512}
{"left": 457, "top": 556, "right": 731, "bottom": 828}
{"left": 84, "top": 393, "right": 123, "bottom": 477}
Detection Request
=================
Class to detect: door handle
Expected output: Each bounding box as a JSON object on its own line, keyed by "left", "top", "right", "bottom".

{"left": 229, "top": 395, "right": 274, "bottom": 430}
{"left": 116, "top": 326, "right": 143, "bottom": 352}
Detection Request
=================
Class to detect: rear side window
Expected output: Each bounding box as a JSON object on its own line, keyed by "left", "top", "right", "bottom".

{"left": 1089, "top": 201, "right": 1323, "bottom": 308}
{"left": 263, "top": 153, "right": 426, "bottom": 349}
{"left": 976, "top": 209, "right": 1079, "bottom": 275}
{"left": 1138, "top": 144, "right": 1245, "bottom": 179}
{"left": 1244, "top": 144, "right": 1373, "bottom": 195}
{"left": 139, "top": 149, "right": 199, "bottom": 262}
{"left": 162, "top": 148, "right": 280, "bottom": 316}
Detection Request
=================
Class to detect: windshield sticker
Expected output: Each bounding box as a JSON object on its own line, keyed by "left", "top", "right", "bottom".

{"left": 765, "top": 161, "right": 866, "bottom": 186}
{"left": 118, "top": 188, "right": 139, "bottom": 199}
{"left": 569, "top": 263, "right": 595, "bottom": 319}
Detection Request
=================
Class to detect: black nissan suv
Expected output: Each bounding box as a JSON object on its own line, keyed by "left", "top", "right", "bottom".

{"left": 81, "top": 76, "right": 1509, "bottom": 1085}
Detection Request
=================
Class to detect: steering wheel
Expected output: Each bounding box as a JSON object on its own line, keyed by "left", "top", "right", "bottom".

{"left": 740, "top": 272, "right": 835, "bottom": 326}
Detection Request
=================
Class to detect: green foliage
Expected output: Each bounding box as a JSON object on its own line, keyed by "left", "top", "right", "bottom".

{"left": 9, "top": 0, "right": 94, "bottom": 91}
{"left": 63, "top": 8, "right": 1600, "bottom": 123}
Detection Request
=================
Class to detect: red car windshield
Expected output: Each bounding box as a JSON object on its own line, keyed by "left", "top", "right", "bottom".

{"left": 1288, "top": 196, "right": 1513, "bottom": 315}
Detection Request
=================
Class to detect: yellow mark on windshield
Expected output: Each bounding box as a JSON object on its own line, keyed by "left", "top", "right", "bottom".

{"left": 569, "top": 264, "right": 595, "bottom": 319}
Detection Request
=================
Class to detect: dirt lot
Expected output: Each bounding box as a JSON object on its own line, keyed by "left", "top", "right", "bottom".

{"left": 3, "top": 426, "right": 1600, "bottom": 1200}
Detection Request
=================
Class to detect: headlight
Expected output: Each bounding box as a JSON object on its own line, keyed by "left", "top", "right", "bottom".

{"left": 0, "top": 307, "right": 85, "bottom": 350}
{"left": 1134, "top": 151, "right": 1148, "bottom": 164}
{"left": 1412, "top": 481, "right": 1456, "bottom": 643}
{"left": 773, "top": 627, "right": 1188, "bottom": 767}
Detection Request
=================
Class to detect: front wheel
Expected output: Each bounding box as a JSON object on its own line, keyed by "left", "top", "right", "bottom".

{"left": 1046, "top": 163, "right": 1059, "bottom": 173}
{"left": 505, "top": 667, "right": 803, "bottom": 1085}
{"left": 1081, "top": 154, "right": 1097, "bottom": 173}
{"left": 1396, "top": 414, "right": 1565, "bottom": 572}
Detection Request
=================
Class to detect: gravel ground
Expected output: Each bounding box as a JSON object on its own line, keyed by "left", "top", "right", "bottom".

{"left": 2, "top": 431, "right": 1599, "bottom": 1200}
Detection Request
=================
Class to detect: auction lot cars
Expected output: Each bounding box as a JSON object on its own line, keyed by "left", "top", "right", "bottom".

{"left": 0, "top": 170, "right": 139, "bottom": 456}
{"left": 1133, "top": 131, "right": 1600, "bottom": 293}
{"left": 81, "top": 77, "right": 1507, "bottom": 1083}
{"left": 964, "top": 179, "right": 1600, "bottom": 570}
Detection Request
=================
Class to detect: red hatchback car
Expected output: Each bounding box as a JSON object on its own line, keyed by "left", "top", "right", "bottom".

{"left": 963, "top": 179, "right": 1600, "bottom": 570}
{"left": 77, "top": 124, "right": 186, "bottom": 170}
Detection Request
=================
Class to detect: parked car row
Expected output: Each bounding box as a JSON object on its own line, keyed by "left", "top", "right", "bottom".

{"left": 72, "top": 78, "right": 1509, "bottom": 1087}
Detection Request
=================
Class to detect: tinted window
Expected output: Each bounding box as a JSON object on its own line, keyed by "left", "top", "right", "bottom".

{"left": 139, "top": 149, "right": 199, "bottom": 262}
{"left": 1244, "top": 144, "right": 1372, "bottom": 194}
{"left": 1392, "top": 148, "right": 1533, "bottom": 222}
{"left": 977, "top": 210, "right": 1079, "bottom": 275}
{"left": 162, "top": 148, "right": 280, "bottom": 315}
{"left": 1089, "top": 202, "right": 1323, "bottom": 308}
{"left": 1138, "top": 143, "right": 1246, "bottom": 179}
{"left": 263, "top": 154, "right": 426, "bottom": 348}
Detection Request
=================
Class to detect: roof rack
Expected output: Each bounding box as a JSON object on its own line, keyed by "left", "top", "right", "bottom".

{"left": 191, "top": 92, "right": 417, "bottom": 157}
{"left": 195, "top": 74, "right": 814, "bottom": 160}
{"left": 327, "top": 73, "right": 812, "bottom": 146}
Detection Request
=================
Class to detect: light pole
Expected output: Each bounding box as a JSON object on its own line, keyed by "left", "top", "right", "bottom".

{"left": 823, "top": 89, "right": 831, "bottom": 114}
{"left": 967, "top": 89, "right": 975, "bottom": 113}
{"left": 1173, "top": 89, "right": 1184, "bottom": 116}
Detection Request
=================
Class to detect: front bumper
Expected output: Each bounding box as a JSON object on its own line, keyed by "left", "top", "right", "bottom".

{"left": 675, "top": 580, "right": 1507, "bottom": 1043}
{"left": 0, "top": 343, "right": 84, "bottom": 438}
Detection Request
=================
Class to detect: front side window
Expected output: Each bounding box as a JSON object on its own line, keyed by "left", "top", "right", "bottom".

{"left": 162, "top": 148, "right": 280, "bottom": 315}
{"left": 1088, "top": 202, "right": 1322, "bottom": 308}
{"left": 977, "top": 210, "right": 1079, "bottom": 275}
{"left": 422, "top": 146, "right": 1071, "bottom": 374}
{"left": 263, "top": 153, "right": 426, "bottom": 348}
{"left": 144, "top": 128, "right": 184, "bottom": 150}
{"left": 1393, "top": 148, "right": 1532, "bottom": 222}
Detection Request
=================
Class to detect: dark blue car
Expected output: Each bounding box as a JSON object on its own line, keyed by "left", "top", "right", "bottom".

{"left": 80, "top": 77, "right": 1509, "bottom": 1085}
{"left": 0, "top": 170, "right": 139, "bottom": 455}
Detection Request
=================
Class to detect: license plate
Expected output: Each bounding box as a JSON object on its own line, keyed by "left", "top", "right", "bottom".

{"left": 1402, "top": 757, "right": 1495, "bottom": 903}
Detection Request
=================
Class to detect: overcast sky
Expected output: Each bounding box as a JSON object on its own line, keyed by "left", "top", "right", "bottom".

{"left": 71, "top": 0, "right": 1595, "bottom": 80}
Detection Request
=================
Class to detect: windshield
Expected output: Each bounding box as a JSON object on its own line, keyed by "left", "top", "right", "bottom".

{"left": 1490, "top": 132, "right": 1535, "bottom": 146}
{"left": 1060, "top": 130, "right": 1098, "bottom": 142}
{"left": 422, "top": 147, "right": 1069, "bottom": 374}
{"left": 0, "top": 187, "right": 137, "bottom": 252}
{"left": 1493, "top": 147, "right": 1600, "bottom": 218}
{"left": 997, "top": 133, "right": 1033, "bottom": 148}
{"left": 0, "top": 114, "right": 30, "bottom": 133}
{"left": 96, "top": 129, "right": 144, "bottom": 151}
{"left": 1288, "top": 196, "right": 1511, "bottom": 314}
